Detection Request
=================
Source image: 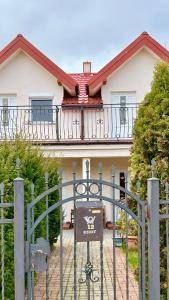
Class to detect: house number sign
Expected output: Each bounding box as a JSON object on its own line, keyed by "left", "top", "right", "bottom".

{"left": 75, "top": 201, "right": 103, "bottom": 242}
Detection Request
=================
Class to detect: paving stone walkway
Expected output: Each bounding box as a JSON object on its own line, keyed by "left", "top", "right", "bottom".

{"left": 34, "top": 230, "right": 138, "bottom": 300}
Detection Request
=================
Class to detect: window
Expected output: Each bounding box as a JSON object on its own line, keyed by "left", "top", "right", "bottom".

{"left": 0, "top": 95, "right": 16, "bottom": 131}
{"left": 2, "top": 97, "right": 9, "bottom": 125}
{"left": 31, "top": 99, "right": 53, "bottom": 122}
{"left": 120, "top": 96, "right": 127, "bottom": 125}
{"left": 112, "top": 92, "right": 136, "bottom": 126}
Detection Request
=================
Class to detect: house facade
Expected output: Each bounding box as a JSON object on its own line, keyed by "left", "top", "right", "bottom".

{"left": 0, "top": 32, "right": 168, "bottom": 223}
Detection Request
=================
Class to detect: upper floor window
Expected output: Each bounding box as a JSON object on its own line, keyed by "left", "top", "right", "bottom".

{"left": 112, "top": 92, "right": 136, "bottom": 125}
{"left": 0, "top": 95, "right": 16, "bottom": 126}
{"left": 2, "top": 97, "right": 9, "bottom": 125}
{"left": 120, "top": 95, "right": 127, "bottom": 125}
{"left": 31, "top": 99, "right": 53, "bottom": 122}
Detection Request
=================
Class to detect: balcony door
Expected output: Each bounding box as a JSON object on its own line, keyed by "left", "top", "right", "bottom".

{"left": 111, "top": 92, "right": 136, "bottom": 138}
{"left": 0, "top": 95, "right": 17, "bottom": 139}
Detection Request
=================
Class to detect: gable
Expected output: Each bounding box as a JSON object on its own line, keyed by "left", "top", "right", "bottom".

{"left": 0, "top": 34, "right": 77, "bottom": 95}
{"left": 0, "top": 50, "right": 63, "bottom": 90}
{"left": 0, "top": 51, "right": 64, "bottom": 105}
{"left": 107, "top": 48, "right": 159, "bottom": 83}
{"left": 88, "top": 32, "right": 169, "bottom": 95}
{"left": 101, "top": 48, "right": 159, "bottom": 104}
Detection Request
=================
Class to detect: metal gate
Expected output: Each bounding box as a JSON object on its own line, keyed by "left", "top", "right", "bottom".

{"left": 25, "top": 161, "right": 146, "bottom": 300}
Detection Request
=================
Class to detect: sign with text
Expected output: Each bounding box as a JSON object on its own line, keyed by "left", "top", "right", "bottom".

{"left": 75, "top": 201, "right": 103, "bottom": 242}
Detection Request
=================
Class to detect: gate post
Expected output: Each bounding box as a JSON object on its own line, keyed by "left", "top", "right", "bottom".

{"left": 147, "top": 175, "right": 160, "bottom": 300}
{"left": 14, "top": 177, "right": 25, "bottom": 300}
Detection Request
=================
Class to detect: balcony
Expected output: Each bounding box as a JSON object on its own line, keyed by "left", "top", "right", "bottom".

{"left": 0, "top": 104, "right": 139, "bottom": 144}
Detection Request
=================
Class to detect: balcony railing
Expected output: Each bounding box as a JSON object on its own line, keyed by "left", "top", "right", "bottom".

{"left": 0, "top": 104, "right": 139, "bottom": 143}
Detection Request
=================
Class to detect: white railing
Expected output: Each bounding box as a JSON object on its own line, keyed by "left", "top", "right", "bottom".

{"left": 0, "top": 104, "right": 139, "bottom": 142}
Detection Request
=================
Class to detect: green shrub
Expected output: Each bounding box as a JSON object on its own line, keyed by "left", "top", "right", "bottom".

{"left": 0, "top": 139, "right": 60, "bottom": 300}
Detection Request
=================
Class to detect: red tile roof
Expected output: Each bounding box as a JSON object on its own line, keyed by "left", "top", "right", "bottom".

{"left": 62, "top": 73, "right": 103, "bottom": 106}
{"left": 70, "top": 73, "right": 94, "bottom": 101}
{"left": 62, "top": 97, "right": 103, "bottom": 107}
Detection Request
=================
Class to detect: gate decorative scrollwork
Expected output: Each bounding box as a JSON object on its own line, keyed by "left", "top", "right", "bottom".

{"left": 78, "top": 261, "right": 99, "bottom": 284}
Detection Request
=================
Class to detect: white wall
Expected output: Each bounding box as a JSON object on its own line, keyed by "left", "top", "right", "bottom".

{"left": 102, "top": 48, "right": 160, "bottom": 104}
{"left": 0, "top": 51, "right": 63, "bottom": 105}
{"left": 41, "top": 143, "right": 131, "bottom": 158}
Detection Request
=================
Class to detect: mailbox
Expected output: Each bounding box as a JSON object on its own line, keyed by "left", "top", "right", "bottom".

{"left": 28, "top": 237, "right": 50, "bottom": 273}
{"left": 75, "top": 201, "right": 103, "bottom": 242}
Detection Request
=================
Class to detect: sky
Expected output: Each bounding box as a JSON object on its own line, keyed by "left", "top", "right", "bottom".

{"left": 0, "top": 0, "right": 169, "bottom": 73}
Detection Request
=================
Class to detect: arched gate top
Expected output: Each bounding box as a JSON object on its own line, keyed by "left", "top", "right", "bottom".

{"left": 28, "top": 178, "right": 144, "bottom": 210}
{"left": 27, "top": 177, "right": 145, "bottom": 238}
{"left": 28, "top": 193, "right": 144, "bottom": 237}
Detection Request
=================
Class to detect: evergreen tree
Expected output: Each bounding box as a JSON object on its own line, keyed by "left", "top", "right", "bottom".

{"left": 0, "top": 139, "right": 60, "bottom": 299}
{"left": 130, "top": 62, "right": 169, "bottom": 297}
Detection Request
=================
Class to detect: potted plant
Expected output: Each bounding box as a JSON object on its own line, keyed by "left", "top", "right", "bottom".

{"left": 114, "top": 216, "right": 123, "bottom": 247}
{"left": 127, "top": 219, "right": 138, "bottom": 249}
{"left": 115, "top": 211, "right": 138, "bottom": 249}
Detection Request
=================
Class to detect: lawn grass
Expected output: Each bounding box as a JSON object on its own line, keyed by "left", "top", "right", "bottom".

{"left": 122, "top": 243, "right": 138, "bottom": 277}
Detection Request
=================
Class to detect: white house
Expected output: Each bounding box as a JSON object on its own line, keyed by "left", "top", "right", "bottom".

{"left": 0, "top": 32, "right": 168, "bottom": 224}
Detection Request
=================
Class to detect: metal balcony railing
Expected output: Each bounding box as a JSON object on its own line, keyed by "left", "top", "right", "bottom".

{"left": 0, "top": 104, "right": 139, "bottom": 143}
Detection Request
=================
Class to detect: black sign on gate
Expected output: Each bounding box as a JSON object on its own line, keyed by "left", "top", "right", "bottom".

{"left": 75, "top": 201, "right": 103, "bottom": 242}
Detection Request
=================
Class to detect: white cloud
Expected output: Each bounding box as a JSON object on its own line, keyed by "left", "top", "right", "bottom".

{"left": 0, "top": 0, "right": 169, "bottom": 72}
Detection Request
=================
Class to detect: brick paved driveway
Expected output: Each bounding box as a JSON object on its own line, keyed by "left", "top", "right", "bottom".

{"left": 34, "top": 230, "right": 138, "bottom": 300}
